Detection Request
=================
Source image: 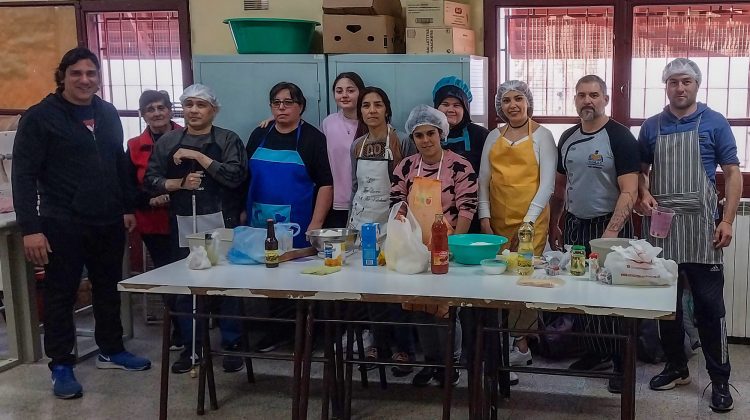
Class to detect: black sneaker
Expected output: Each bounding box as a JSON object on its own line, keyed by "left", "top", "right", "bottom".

{"left": 709, "top": 382, "right": 734, "bottom": 413}
{"left": 649, "top": 364, "right": 690, "bottom": 390}
{"left": 434, "top": 367, "right": 460, "bottom": 388}
{"left": 171, "top": 351, "right": 200, "bottom": 374}
{"left": 254, "top": 334, "right": 292, "bottom": 353}
{"left": 569, "top": 354, "right": 613, "bottom": 371}
{"left": 222, "top": 344, "right": 244, "bottom": 373}
{"left": 608, "top": 375, "right": 623, "bottom": 394}
{"left": 390, "top": 352, "right": 414, "bottom": 377}
{"left": 412, "top": 366, "right": 435, "bottom": 387}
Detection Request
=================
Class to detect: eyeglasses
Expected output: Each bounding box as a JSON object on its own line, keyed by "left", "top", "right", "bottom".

{"left": 271, "top": 99, "right": 298, "bottom": 108}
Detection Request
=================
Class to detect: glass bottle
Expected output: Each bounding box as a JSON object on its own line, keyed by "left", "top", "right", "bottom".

{"left": 265, "top": 219, "right": 279, "bottom": 268}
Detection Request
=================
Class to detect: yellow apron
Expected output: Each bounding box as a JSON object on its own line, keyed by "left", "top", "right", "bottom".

{"left": 489, "top": 124, "right": 550, "bottom": 255}
{"left": 404, "top": 152, "right": 450, "bottom": 318}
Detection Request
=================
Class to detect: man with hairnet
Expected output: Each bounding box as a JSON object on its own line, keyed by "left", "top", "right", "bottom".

{"left": 13, "top": 46, "right": 150, "bottom": 399}
{"left": 549, "top": 74, "right": 641, "bottom": 393}
{"left": 637, "top": 58, "right": 741, "bottom": 412}
{"left": 145, "top": 83, "right": 248, "bottom": 374}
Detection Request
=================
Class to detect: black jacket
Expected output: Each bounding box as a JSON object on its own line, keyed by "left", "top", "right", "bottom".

{"left": 12, "top": 93, "right": 135, "bottom": 235}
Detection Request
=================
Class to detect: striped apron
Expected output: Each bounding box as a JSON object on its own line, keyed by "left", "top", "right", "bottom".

{"left": 643, "top": 115, "right": 723, "bottom": 264}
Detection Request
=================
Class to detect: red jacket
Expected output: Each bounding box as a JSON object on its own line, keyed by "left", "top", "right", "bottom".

{"left": 126, "top": 122, "right": 181, "bottom": 235}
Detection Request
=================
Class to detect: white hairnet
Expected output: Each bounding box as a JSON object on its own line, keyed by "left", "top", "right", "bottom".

{"left": 662, "top": 58, "right": 702, "bottom": 85}
{"left": 405, "top": 105, "right": 450, "bottom": 140}
{"left": 495, "top": 80, "right": 534, "bottom": 120}
{"left": 180, "top": 83, "right": 220, "bottom": 109}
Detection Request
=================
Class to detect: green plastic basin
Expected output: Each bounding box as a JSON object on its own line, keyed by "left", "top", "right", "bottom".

{"left": 223, "top": 18, "right": 320, "bottom": 54}
{"left": 448, "top": 234, "right": 508, "bottom": 265}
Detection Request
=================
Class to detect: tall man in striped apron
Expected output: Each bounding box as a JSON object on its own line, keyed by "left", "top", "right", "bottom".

{"left": 638, "top": 58, "right": 742, "bottom": 413}
{"left": 549, "top": 75, "right": 641, "bottom": 394}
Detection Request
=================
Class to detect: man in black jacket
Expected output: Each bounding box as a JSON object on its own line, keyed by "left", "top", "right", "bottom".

{"left": 12, "top": 47, "right": 151, "bottom": 400}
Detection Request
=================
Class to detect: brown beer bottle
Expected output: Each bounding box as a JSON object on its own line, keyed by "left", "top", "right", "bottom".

{"left": 265, "top": 219, "right": 279, "bottom": 268}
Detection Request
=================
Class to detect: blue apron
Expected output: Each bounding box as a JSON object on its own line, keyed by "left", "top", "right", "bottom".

{"left": 247, "top": 122, "right": 314, "bottom": 248}
{"left": 441, "top": 127, "right": 471, "bottom": 151}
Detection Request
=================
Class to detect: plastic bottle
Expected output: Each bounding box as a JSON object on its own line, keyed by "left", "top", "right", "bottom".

{"left": 265, "top": 219, "right": 279, "bottom": 268}
{"left": 431, "top": 214, "right": 449, "bottom": 274}
{"left": 516, "top": 220, "right": 534, "bottom": 275}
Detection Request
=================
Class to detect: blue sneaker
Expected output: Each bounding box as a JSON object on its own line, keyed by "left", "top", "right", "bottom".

{"left": 96, "top": 351, "right": 151, "bottom": 371}
{"left": 51, "top": 365, "right": 83, "bottom": 399}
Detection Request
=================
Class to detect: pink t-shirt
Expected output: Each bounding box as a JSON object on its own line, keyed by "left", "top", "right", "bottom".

{"left": 321, "top": 111, "right": 359, "bottom": 210}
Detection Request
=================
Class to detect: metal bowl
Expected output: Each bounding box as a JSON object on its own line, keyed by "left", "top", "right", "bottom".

{"left": 306, "top": 228, "right": 359, "bottom": 252}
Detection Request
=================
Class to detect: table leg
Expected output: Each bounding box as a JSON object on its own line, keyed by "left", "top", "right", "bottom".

{"left": 204, "top": 302, "right": 218, "bottom": 410}
{"left": 442, "top": 308, "right": 457, "bottom": 420}
{"left": 322, "top": 303, "right": 334, "bottom": 420}
{"left": 499, "top": 309, "right": 510, "bottom": 400}
{"left": 344, "top": 305, "right": 355, "bottom": 420}
{"left": 487, "top": 310, "right": 499, "bottom": 420}
{"left": 470, "top": 309, "right": 485, "bottom": 420}
{"left": 159, "top": 304, "right": 171, "bottom": 420}
{"left": 621, "top": 318, "right": 637, "bottom": 420}
{"left": 197, "top": 297, "right": 206, "bottom": 415}
{"left": 334, "top": 303, "right": 345, "bottom": 419}
{"left": 299, "top": 301, "right": 315, "bottom": 420}
{"left": 292, "top": 301, "right": 306, "bottom": 420}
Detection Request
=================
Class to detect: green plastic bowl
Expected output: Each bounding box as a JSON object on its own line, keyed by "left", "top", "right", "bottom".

{"left": 448, "top": 234, "right": 508, "bottom": 265}
{"left": 223, "top": 18, "right": 320, "bottom": 54}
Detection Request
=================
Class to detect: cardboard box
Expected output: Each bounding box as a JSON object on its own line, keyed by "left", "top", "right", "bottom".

{"left": 323, "top": 14, "right": 404, "bottom": 54}
{"left": 405, "top": 0, "right": 470, "bottom": 28}
{"left": 322, "top": 0, "right": 403, "bottom": 17}
{"left": 406, "top": 27, "right": 475, "bottom": 54}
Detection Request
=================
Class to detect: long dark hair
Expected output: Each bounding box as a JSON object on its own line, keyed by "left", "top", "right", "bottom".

{"left": 333, "top": 72, "right": 368, "bottom": 138}
{"left": 55, "top": 47, "right": 100, "bottom": 94}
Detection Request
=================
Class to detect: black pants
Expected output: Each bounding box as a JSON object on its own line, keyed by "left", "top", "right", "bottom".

{"left": 42, "top": 218, "right": 126, "bottom": 367}
{"left": 659, "top": 263, "right": 730, "bottom": 382}
{"left": 564, "top": 212, "right": 632, "bottom": 359}
{"left": 142, "top": 233, "right": 181, "bottom": 341}
{"left": 324, "top": 209, "right": 349, "bottom": 228}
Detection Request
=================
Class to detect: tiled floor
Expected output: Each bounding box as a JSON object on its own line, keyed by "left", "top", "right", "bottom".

{"left": 0, "top": 304, "right": 747, "bottom": 420}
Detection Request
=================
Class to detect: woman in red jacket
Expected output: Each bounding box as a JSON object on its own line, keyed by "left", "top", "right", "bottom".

{"left": 126, "top": 90, "right": 181, "bottom": 348}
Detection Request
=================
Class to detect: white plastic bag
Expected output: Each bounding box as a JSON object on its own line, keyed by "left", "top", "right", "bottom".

{"left": 603, "top": 239, "right": 678, "bottom": 286}
{"left": 187, "top": 246, "right": 212, "bottom": 270}
{"left": 384, "top": 202, "right": 430, "bottom": 274}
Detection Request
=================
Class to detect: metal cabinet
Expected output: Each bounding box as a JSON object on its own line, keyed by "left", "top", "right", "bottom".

{"left": 193, "top": 55, "right": 328, "bottom": 142}
{"left": 326, "top": 54, "right": 489, "bottom": 132}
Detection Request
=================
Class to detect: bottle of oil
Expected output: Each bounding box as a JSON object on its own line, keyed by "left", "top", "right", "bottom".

{"left": 265, "top": 219, "right": 279, "bottom": 268}
{"left": 516, "top": 219, "right": 534, "bottom": 275}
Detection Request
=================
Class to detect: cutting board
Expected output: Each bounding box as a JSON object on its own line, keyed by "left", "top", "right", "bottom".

{"left": 279, "top": 247, "right": 318, "bottom": 263}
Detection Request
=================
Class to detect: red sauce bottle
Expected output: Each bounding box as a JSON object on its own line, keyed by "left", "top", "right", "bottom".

{"left": 431, "top": 214, "right": 449, "bottom": 274}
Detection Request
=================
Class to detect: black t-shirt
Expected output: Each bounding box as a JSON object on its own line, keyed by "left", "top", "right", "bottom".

{"left": 246, "top": 122, "right": 333, "bottom": 187}
{"left": 557, "top": 119, "right": 641, "bottom": 176}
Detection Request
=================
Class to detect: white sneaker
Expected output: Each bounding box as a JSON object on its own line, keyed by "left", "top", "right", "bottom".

{"left": 510, "top": 371, "right": 519, "bottom": 386}
{"left": 509, "top": 347, "right": 532, "bottom": 366}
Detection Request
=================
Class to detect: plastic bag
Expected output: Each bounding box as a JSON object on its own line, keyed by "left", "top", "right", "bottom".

{"left": 226, "top": 224, "right": 299, "bottom": 265}
{"left": 187, "top": 246, "right": 212, "bottom": 270}
{"left": 603, "top": 239, "right": 678, "bottom": 286}
{"left": 384, "top": 202, "right": 430, "bottom": 274}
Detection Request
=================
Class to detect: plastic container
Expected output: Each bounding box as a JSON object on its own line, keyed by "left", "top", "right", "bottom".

{"left": 649, "top": 206, "right": 676, "bottom": 238}
{"left": 480, "top": 259, "right": 507, "bottom": 275}
{"left": 447, "top": 234, "right": 508, "bottom": 265}
{"left": 589, "top": 238, "right": 631, "bottom": 265}
{"left": 223, "top": 18, "right": 320, "bottom": 54}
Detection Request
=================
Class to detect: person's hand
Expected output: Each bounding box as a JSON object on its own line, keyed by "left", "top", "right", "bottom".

{"left": 307, "top": 221, "right": 323, "bottom": 233}
{"left": 181, "top": 172, "right": 203, "bottom": 191}
{"left": 509, "top": 233, "right": 519, "bottom": 252}
{"left": 239, "top": 210, "right": 247, "bottom": 226}
{"left": 24, "top": 233, "right": 52, "bottom": 266}
{"left": 173, "top": 148, "right": 203, "bottom": 165}
{"left": 480, "top": 219, "right": 494, "bottom": 235}
{"left": 548, "top": 224, "right": 563, "bottom": 251}
{"left": 601, "top": 229, "right": 619, "bottom": 239}
{"left": 636, "top": 191, "right": 658, "bottom": 216}
{"left": 149, "top": 194, "right": 170, "bottom": 207}
{"left": 258, "top": 118, "right": 274, "bottom": 129}
{"left": 124, "top": 214, "right": 137, "bottom": 233}
{"left": 714, "top": 221, "right": 733, "bottom": 248}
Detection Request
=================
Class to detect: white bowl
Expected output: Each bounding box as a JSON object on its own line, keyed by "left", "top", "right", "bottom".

{"left": 481, "top": 259, "right": 507, "bottom": 275}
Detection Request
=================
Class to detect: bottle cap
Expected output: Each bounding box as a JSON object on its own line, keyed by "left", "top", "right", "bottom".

{"left": 572, "top": 245, "right": 586, "bottom": 251}
{"left": 589, "top": 252, "right": 599, "bottom": 258}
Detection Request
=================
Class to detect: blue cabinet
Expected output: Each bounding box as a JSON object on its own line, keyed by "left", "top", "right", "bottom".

{"left": 326, "top": 54, "right": 488, "bottom": 132}
{"left": 193, "top": 55, "right": 328, "bottom": 141}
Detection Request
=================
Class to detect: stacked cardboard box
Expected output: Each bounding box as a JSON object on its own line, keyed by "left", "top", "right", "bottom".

{"left": 322, "top": 0, "right": 405, "bottom": 54}
{"left": 404, "top": 0, "right": 475, "bottom": 55}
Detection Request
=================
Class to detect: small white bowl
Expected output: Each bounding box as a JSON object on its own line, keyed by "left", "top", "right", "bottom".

{"left": 481, "top": 259, "right": 507, "bottom": 275}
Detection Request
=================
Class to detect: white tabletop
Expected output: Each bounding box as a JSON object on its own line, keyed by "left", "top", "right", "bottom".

{"left": 119, "top": 254, "right": 677, "bottom": 320}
